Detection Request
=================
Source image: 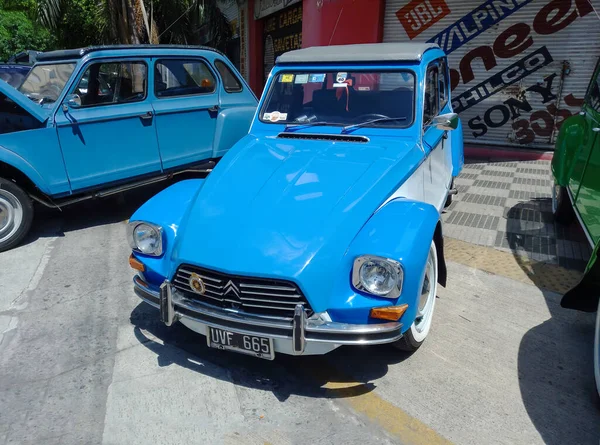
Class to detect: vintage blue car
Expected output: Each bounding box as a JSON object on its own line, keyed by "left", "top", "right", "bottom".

{"left": 128, "top": 42, "right": 464, "bottom": 358}
{"left": 0, "top": 45, "right": 257, "bottom": 251}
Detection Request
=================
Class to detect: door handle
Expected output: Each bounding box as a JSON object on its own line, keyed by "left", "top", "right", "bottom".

{"left": 593, "top": 127, "right": 600, "bottom": 132}
{"left": 207, "top": 105, "right": 219, "bottom": 113}
{"left": 140, "top": 111, "right": 153, "bottom": 120}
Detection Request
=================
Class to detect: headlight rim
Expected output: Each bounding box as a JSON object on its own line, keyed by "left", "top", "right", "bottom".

{"left": 352, "top": 255, "right": 403, "bottom": 299}
{"left": 127, "top": 221, "right": 164, "bottom": 257}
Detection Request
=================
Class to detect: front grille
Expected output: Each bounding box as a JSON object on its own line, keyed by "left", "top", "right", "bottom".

{"left": 172, "top": 265, "right": 313, "bottom": 319}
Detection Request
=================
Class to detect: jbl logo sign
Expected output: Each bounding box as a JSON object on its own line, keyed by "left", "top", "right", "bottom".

{"left": 396, "top": 0, "right": 451, "bottom": 39}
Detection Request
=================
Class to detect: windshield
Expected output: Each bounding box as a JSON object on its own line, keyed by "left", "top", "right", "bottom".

{"left": 260, "top": 70, "right": 415, "bottom": 128}
{"left": 18, "top": 63, "right": 76, "bottom": 104}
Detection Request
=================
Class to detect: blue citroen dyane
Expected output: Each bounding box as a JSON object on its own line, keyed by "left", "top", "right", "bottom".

{"left": 128, "top": 42, "right": 464, "bottom": 359}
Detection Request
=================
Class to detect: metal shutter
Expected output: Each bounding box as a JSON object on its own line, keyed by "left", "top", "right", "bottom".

{"left": 383, "top": 0, "right": 600, "bottom": 149}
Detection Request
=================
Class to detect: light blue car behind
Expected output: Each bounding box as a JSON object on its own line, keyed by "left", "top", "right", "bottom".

{"left": 0, "top": 45, "right": 257, "bottom": 251}
{"left": 128, "top": 42, "right": 464, "bottom": 359}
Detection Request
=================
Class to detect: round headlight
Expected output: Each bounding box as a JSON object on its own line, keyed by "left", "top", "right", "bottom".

{"left": 358, "top": 258, "right": 399, "bottom": 296}
{"left": 132, "top": 223, "right": 162, "bottom": 255}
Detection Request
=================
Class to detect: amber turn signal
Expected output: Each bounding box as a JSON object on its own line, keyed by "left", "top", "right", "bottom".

{"left": 370, "top": 304, "right": 408, "bottom": 321}
{"left": 129, "top": 254, "right": 145, "bottom": 272}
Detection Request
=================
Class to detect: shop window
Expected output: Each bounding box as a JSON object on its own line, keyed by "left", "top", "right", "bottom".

{"left": 155, "top": 59, "right": 216, "bottom": 98}
{"left": 215, "top": 60, "right": 243, "bottom": 93}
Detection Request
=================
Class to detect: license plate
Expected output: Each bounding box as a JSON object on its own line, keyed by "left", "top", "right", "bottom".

{"left": 207, "top": 327, "right": 274, "bottom": 360}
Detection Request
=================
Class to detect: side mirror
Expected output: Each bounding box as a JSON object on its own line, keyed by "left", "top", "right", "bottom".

{"left": 431, "top": 112, "right": 459, "bottom": 131}
{"left": 62, "top": 93, "right": 81, "bottom": 111}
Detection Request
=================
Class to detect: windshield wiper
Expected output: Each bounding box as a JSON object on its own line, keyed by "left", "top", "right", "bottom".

{"left": 341, "top": 117, "right": 407, "bottom": 134}
{"left": 283, "top": 121, "right": 330, "bottom": 132}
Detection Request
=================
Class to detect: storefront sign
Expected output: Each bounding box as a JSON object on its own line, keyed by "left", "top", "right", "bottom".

{"left": 384, "top": 0, "right": 598, "bottom": 148}
{"left": 263, "top": 3, "right": 302, "bottom": 81}
{"left": 254, "top": 0, "right": 301, "bottom": 19}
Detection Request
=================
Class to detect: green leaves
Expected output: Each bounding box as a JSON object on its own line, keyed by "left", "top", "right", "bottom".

{"left": 0, "top": 9, "right": 55, "bottom": 61}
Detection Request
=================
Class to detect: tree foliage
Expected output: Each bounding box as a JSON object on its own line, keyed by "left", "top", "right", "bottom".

{"left": 0, "top": 0, "right": 55, "bottom": 61}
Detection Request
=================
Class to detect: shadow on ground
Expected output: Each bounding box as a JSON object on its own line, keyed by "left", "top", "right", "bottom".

{"left": 506, "top": 199, "right": 599, "bottom": 445}
{"left": 17, "top": 177, "right": 197, "bottom": 249}
{"left": 130, "top": 302, "right": 411, "bottom": 403}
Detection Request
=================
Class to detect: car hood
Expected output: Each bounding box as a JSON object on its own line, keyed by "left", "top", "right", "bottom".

{"left": 0, "top": 79, "right": 50, "bottom": 123}
{"left": 172, "top": 133, "right": 424, "bottom": 296}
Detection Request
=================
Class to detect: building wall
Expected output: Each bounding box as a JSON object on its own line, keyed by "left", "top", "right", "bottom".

{"left": 247, "top": 0, "right": 386, "bottom": 96}
{"left": 301, "top": 0, "right": 385, "bottom": 47}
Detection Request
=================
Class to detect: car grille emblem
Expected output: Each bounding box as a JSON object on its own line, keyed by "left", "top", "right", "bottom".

{"left": 188, "top": 273, "right": 206, "bottom": 295}
{"left": 223, "top": 280, "right": 240, "bottom": 298}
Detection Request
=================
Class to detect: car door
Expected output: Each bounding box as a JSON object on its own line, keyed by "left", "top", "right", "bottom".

{"left": 422, "top": 61, "right": 452, "bottom": 211}
{"left": 571, "top": 63, "right": 600, "bottom": 242}
{"left": 55, "top": 59, "right": 161, "bottom": 191}
{"left": 150, "top": 58, "right": 219, "bottom": 170}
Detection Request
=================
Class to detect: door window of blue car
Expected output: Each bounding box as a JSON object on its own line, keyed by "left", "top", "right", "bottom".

{"left": 18, "top": 62, "right": 76, "bottom": 104}
{"left": 154, "top": 59, "right": 216, "bottom": 98}
{"left": 259, "top": 70, "right": 415, "bottom": 127}
{"left": 72, "top": 61, "right": 147, "bottom": 107}
{"left": 423, "top": 65, "right": 439, "bottom": 126}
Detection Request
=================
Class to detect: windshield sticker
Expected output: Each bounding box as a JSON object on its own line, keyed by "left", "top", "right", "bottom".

{"left": 295, "top": 74, "right": 309, "bottom": 84}
{"left": 333, "top": 83, "right": 348, "bottom": 88}
{"left": 280, "top": 74, "right": 294, "bottom": 83}
{"left": 309, "top": 74, "right": 325, "bottom": 83}
{"left": 265, "top": 111, "right": 287, "bottom": 122}
{"left": 336, "top": 72, "right": 348, "bottom": 83}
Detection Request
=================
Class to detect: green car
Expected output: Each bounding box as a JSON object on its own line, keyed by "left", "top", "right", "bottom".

{"left": 552, "top": 57, "right": 600, "bottom": 396}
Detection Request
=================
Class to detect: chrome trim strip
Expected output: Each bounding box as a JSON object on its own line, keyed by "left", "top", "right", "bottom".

{"left": 133, "top": 277, "right": 402, "bottom": 347}
{"left": 239, "top": 283, "right": 296, "bottom": 291}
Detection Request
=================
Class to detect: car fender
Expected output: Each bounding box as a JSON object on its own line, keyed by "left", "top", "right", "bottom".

{"left": 552, "top": 114, "right": 588, "bottom": 186}
{"left": 212, "top": 106, "right": 256, "bottom": 158}
{"left": 339, "top": 198, "right": 444, "bottom": 329}
{"left": 451, "top": 118, "right": 464, "bottom": 177}
{"left": 130, "top": 178, "right": 205, "bottom": 283}
{"left": 0, "top": 146, "right": 49, "bottom": 194}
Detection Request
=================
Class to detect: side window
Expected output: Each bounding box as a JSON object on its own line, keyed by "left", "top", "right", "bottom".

{"left": 438, "top": 59, "right": 448, "bottom": 110}
{"left": 155, "top": 59, "right": 216, "bottom": 98}
{"left": 588, "top": 63, "right": 600, "bottom": 113}
{"left": 215, "top": 60, "right": 243, "bottom": 93}
{"left": 74, "top": 61, "right": 147, "bottom": 107}
{"left": 423, "top": 65, "right": 439, "bottom": 125}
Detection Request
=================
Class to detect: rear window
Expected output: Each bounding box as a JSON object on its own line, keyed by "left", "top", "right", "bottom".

{"left": 215, "top": 60, "right": 242, "bottom": 93}
{"left": 155, "top": 59, "right": 216, "bottom": 98}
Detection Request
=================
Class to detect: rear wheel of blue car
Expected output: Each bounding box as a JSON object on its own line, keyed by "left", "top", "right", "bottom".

{"left": 0, "top": 179, "right": 33, "bottom": 252}
{"left": 393, "top": 241, "right": 438, "bottom": 352}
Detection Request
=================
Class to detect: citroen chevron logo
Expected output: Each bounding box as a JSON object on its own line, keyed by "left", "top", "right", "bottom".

{"left": 223, "top": 280, "right": 240, "bottom": 298}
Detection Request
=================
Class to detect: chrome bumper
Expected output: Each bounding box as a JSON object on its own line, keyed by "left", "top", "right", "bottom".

{"left": 133, "top": 275, "right": 403, "bottom": 356}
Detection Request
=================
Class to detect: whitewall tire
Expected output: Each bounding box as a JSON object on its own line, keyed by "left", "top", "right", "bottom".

{"left": 393, "top": 240, "right": 438, "bottom": 352}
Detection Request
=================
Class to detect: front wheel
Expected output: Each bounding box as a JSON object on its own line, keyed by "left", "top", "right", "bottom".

{"left": 0, "top": 179, "right": 34, "bottom": 252}
{"left": 393, "top": 241, "right": 438, "bottom": 352}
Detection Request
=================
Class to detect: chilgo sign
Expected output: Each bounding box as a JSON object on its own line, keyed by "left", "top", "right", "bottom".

{"left": 387, "top": 0, "right": 599, "bottom": 148}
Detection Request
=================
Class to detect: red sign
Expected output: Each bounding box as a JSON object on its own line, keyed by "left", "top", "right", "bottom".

{"left": 396, "top": 0, "right": 451, "bottom": 40}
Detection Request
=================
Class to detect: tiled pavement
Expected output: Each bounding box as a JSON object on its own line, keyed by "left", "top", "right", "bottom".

{"left": 442, "top": 158, "right": 592, "bottom": 271}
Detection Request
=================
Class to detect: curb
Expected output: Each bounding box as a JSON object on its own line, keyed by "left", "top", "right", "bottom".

{"left": 464, "top": 145, "right": 553, "bottom": 161}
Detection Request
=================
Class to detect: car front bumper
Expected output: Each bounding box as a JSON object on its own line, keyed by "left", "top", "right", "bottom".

{"left": 133, "top": 275, "right": 403, "bottom": 356}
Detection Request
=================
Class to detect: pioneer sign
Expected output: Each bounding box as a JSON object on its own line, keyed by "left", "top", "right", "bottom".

{"left": 383, "top": 0, "right": 600, "bottom": 148}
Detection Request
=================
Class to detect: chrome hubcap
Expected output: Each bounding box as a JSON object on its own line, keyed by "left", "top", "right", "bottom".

{"left": 0, "top": 189, "right": 24, "bottom": 244}
{"left": 415, "top": 245, "right": 436, "bottom": 334}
